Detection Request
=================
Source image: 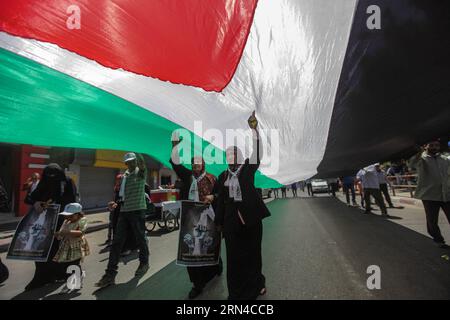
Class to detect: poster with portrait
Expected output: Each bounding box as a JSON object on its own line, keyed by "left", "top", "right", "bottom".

{"left": 177, "top": 201, "right": 221, "bottom": 267}
{"left": 7, "top": 204, "right": 60, "bottom": 261}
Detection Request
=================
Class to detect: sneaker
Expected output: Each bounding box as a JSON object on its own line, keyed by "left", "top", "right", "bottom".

{"left": 364, "top": 210, "right": 372, "bottom": 214}
{"left": 95, "top": 274, "right": 115, "bottom": 288}
{"left": 188, "top": 287, "right": 203, "bottom": 299}
{"left": 135, "top": 263, "right": 149, "bottom": 276}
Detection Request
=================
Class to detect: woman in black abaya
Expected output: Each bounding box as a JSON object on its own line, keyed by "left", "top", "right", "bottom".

{"left": 24, "top": 163, "right": 77, "bottom": 291}
{"left": 215, "top": 112, "right": 271, "bottom": 300}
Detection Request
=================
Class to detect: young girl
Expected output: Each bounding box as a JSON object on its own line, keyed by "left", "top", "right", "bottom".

{"left": 53, "top": 203, "right": 90, "bottom": 293}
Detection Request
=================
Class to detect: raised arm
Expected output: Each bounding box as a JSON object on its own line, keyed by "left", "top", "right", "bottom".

{"left": 214, "top": 174, "right": 225, "bottom": 230}
{"left": 248, "top": 111, "right": 261, "bottom": 174}
{"left": 169, "top": 138, "right": 192, "bottom": 183}
{"left": 135, "top": 153, "right": 147, "bottom": 179}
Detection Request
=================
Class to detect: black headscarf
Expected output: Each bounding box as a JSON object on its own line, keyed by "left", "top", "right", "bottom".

{"left": 26, "top": 163, "right": 74, "bottom": 208}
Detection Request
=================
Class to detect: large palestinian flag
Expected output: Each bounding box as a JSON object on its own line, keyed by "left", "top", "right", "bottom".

{"left": 1, "top": 0, "right": 449, "bottom": 187}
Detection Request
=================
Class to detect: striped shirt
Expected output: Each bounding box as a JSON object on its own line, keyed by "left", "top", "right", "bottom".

{"left": 120, "top": 167, "right": 147, "bottom": 213}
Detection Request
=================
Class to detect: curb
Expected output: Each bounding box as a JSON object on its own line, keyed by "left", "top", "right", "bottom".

{"left": 391, "top": 197, "right": 423, "bottom": 208}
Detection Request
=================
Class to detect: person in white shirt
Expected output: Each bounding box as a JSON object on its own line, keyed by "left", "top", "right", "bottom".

{"left": 357, "top": 164, "right": 388, "bottom": 216}
{"left": 375, "top": 165, "right": 394, "bottom": 208}
{"left": 408, "top": 140, "right": 450, "bottom": 248}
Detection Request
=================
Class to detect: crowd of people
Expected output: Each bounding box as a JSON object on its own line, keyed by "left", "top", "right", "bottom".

{"left": 337, "top": 140, "right": 449, "bottom": 248}
{"left": 268, "top": 139, "right": 449, "bottom": 249}
{"left": 1, "top": 112, "right": 270, "bottom": 300}
{"left": 273, "top": 182, "right": 303, "bottom": 198}
{"left": 1, "top": 120, "right": 448, "bottom": 297}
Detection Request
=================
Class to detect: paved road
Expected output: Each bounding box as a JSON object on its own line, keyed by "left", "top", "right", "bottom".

{"left": 1, "top": 192, "right": 449, "bottom": 300}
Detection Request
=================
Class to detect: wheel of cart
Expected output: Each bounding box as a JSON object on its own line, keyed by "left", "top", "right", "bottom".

{"left": 164, "top": 212, "right": 177, "bottom": 232}
{"left": 145, "top": 220, "right": 156, "bottom": 232}
{"left": 159, "top": 201, "right": 181, "bottom": 232}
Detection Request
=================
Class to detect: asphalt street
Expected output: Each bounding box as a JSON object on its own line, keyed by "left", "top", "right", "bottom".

{"left": 1, "top": 191, "right": 449, "bottom": 300}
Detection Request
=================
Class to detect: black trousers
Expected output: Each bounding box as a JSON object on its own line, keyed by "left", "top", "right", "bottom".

{"left": 307, "top": 184, "right": 312, "bottom": 196}
{"left": 106, "top": 210, "right": 149, "bottom": 276}
{"left": 224, "top": 222, "right": 265, "bottom": 300}
{"left": 292, "top": 188, "right": 298, "bottom": 197}
{"left": 379, "top": 183, "right": 393, "bottom": 207}
{"left": 110, "top": 206, "right": 137, "bottom": 251}
{"left": 187, "top": 258, "right": 223, "bottom": 290}
{"left": 364, "top": 188, "right": 387, "bottom": 214}
{"left": 422, "top": 200, "right": 450, "bottom": 243}
{"left": 274, "top": 189, "right": 279, "bottom": 198}
{"left": 329, "top": 183, "right": 338, "bottom": 197}
{"left": 342, "top": 183, "right": 356, "bottom": 204}
{"left": 343, "top": 184, "right": 356, "bottom": 204}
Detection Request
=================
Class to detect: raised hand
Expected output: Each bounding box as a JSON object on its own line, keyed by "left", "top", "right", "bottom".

{"left": 247, "top": 110, "right": 258, "bottom": 130}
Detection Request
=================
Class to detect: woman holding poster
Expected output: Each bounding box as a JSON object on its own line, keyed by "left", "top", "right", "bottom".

{"left": 215, "top": 112, "right": 271, "bottom": 300}
{"left": 170, "top": 141, "right": 223, "bottom": 299}
{"left": 23, "top": 163, "right": 77, "bottom": 291}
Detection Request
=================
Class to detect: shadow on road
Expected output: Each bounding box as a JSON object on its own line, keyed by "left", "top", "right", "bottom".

{"left": 264, "top": 197, "right": 450, "bottom": 299}
{"left": 91, "top": 260, "right": 227, "bottom": 300}
{"left": 11, "top": 282, "right": 62, "bottom": 300}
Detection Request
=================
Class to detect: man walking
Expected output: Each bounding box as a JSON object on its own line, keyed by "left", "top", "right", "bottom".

{"left": 409, "top": 141, "right": 450, "bottom": 248}
{"left": 95, "top": 152, "right": 150, "bottom": 287}
{"left": 341, "top": 176, "right": 357, "bottom": 206}
{"left": 306, "top": 179, "right": 313, "bottom": 197}
{"left": 376, "top": 165, "right": 395, "bottom": 208}
{"left": 291, "top": 183, "right": 298, "bottom": 197}
{"left": 281, "top": 186, "right": 287, "bottom": 198}
{"left": 357, "top": 164, "right": 388, "bottom": 216}
{"left": 273, "top": 188, "right": 279, "bottom": 198}
{"left": 327, "top": 178, "right": 339, "bottom": 197}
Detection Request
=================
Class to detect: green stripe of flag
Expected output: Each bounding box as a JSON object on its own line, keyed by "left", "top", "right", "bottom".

{"left": 0, "top": 48, "right": 281, "bottom": 188}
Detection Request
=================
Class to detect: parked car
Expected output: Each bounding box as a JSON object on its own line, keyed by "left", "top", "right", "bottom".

{"left": 0, "top": 258, "right": 8, "bottom": 284}
{"left": 310, "top": 179, "right": 329, "bottom": 196}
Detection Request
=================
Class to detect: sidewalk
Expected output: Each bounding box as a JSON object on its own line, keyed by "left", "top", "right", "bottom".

{"left": 333, "top": 190, "right": 450, "bottom": 242}
{"left": 0, "top": 211, "right": 110, "bottom": 253}
{"left": 333, "top": 189, "right": 423, "bottom": 209}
